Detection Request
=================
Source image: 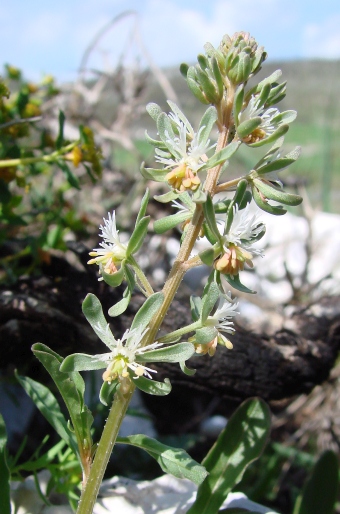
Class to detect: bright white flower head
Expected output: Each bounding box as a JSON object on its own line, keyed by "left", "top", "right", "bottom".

{"left": 88, "top": 212, "right": 127, "bottom": 276}
{"left": 155, "top": 115, "right": 215, "bottom": 192}
{"left": 215, "top": 205, "right": 265, "bottom": 276}
{"left": 238, "top": 95, "right": 280, "bottom": 144}
{"left": 206, "top": 295, "right": 239, "bottom": 334}
{"left": 223, "top": 205, "right": 265, "bottom": 254}
{"left": 92, "top": 325, "right": 162, "bottom": 383}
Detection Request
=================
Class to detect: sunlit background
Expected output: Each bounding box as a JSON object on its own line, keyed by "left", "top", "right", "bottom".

{"left": 1, "top": 0, "right": 340, "bottom": 82}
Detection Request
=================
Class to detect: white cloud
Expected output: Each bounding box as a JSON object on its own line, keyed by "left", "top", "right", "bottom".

{"left": 302, "top": 14, "right": 340, "bottom": 58}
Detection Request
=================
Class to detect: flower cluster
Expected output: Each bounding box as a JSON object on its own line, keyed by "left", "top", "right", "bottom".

{"left": 88, "top": 212, "right": 127, "bottom": 277}
{"left": 195, "top": 294, "right": 239, "bottom": 356}
{"left": 144, "top": 101, "right": 218, "bottom": 193}
{"left": 214, "top": 205, "right": 265, "bottom": 276}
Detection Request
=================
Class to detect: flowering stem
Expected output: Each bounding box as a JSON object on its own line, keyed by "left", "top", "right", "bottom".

{"left": 76, "top": 86, "right": 236, "bottom": 514}
{"left": 76, "top": 385, "right": 135, "bottom": 514}
{"left": 128, "top": 256, "right": 154, "bottom": 297}
{"left": 0, "top": 142, "right": 77, "bottom": 168}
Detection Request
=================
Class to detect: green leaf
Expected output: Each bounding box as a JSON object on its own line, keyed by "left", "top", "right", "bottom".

{"left": 211, "top": 57, "right": 224, "bottom": 100}
{"left": 203, "top": 194, "right": 221, "bottom": 241}
{"left": 214, "top": 199, "right": 232, "bottom": 214}
{"left": 256, "top": 147, "right": 301, "bottom": 175}
{"left": 271, "top": 109, "right": 297, "bottom": 125}
{"left": 146, "top": 102, "right": 162, "bottom": 121}
{"left": 126, "top": 216, "right": 150, "bottom": 256}
{"left": 192, "top": 189, "right": 207, "bottom": 203}
{"left": 144, "top": 131, "right": 167, "bottom": 149}
{"left": 195, "top": 326, "right": 218, "bottom": 344}
{"left": 137, "top": 342, "right": 195, "bottom": 363}
{"left": 134, "top": 376, "right": 172, "bottom": 395}
{"left": 31, "top": 344, "right": 93, "bottom": 459}
{"left": 16, "top": 373, "right": 78, "bottom": 455}
{"left": 190, "top": 295, "right": 202, "bottom": 322}
{"left": 253, "top": 179, "right": 302, "bottom": 206}
{"left": 157, "top": 113, "right": 177, "bottom": 152}
{"left": 57, "top": 160, "right": 80, "bottom": 190}
{"left": 197, "top": 106, "right": 217, "bottom": 146}
{"left": 248, "top": 124, "right": 289, "bottom": 148}
{"left": 293, "top": 450, "right": 339, "bottom": 514}
{"left": 99, "top": 380, "right": 119, "bottom": 407}
{"left": 117, "top": 434, "right": 208, "bottom": 485}
{"left": 199, "top": 247, "right": 216, "bottom": 266}
{"left": 0, "top": 414, "right": 11, "bottom": 514}
{"left": 60, "top": 353, "right": 107, "bottom": 372}
{"left": 100, "top": 263, "right": 125, "bottom": 287}
{"left": 237, "top": 117, "right": 262, "bottom": 138}
{"left": 187, "top": 398, "right": 271, "bottom": 514}
{"left": 252, "top": 183, "right": 287, "bottom": 216}
{"left": 180, "top": 62, "right": 189, "bottom": 77}
{"left": 130, "top": 292, "right": 164, "bottom": 332}
{"left": 140, "top": 164, "right": 168, "bottom": 182}
{"left": 180, "top": 361, "right": 197, "bottom": 376}
{"left": 201, "top": 281, "right": 220, "bottom": 322}
{"left": 153, "top": 211, "right": 190, "bottom": 234}
{"left": 256, "top": 69, "right": 282, "bottom": 91}
{"left": 108, "top": 265, "right": 135, "bottom": 317}
{"left": 136, "top": 188, "right": 150, "bottom": 225}
{"left": 167, "top": 101, "right": 195, "bottom": 135}
{"left": 82, "top": 293, "right": 115, "bottom": 346}
{"left": 224, "top": 273, "right": 256, "bottom": 294}
{"left": 56, "top": 110, "right": 65, "bottom": 150}
{"left": 233, "top": 85, "right": 244, "bottom": 123}
{"left": 195, "top": 67, "right": 219, "bottom": 104}
{"left": 154, "top": 190, "right": 180, "bottom": 203}
{"left": 200, "top": 142, "right": 241, "bottom": 171}
{"left": 231, "top": 179, "right": 248, "bottom": 210}
{"left": 187, "top": 77, "right": 210, "bottom": 104}
{"left": 203, "top": 221, "right": 219, "bottom": 245}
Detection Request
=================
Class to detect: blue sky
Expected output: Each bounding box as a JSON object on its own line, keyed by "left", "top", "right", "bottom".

{"left": 1, "top": 0, "right": 340, "bottom": 82}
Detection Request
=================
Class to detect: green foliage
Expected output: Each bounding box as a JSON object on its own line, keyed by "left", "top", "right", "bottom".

{"left": 117, "top": 434, "right": 208, "bottom": 485}
{"left": 0, "top": 414, "right": 11, "bottom": 514}
{"left": 0, "top": 67, "right": 102, "bottom": 282}
{"left": 293, "top": 450, "right": 339, "bottom": 514}
{"left": 187, "top": 398, "right": 271, "bottom": 514}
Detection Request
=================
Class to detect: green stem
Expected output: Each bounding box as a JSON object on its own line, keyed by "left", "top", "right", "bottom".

{"left": 0, "top": 142, "right": 77, "bottom": 168}
{"left": 128, "top": 256, "right": 154, "bottom": 297}
{"left": 157, "top": 321, "right": 201, "bottom": 344}
{"left": 76, "top": 385, "right": 135, "bottom": 514}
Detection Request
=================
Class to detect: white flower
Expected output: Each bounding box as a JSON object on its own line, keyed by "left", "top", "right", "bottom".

{"left": 239, "top": 95, "right": 279, "bottom": 140}
{"left": 155, "top": 114, "right": 215, "bottom": 192}
{"left": 206, "top": 295, "right": 239, "bottom": 334}
{"left": 88, "top": 212, "right": 127, "bottom": 275}
{"left": 223, "top": 205, "right": 265, "bottom": 255}
{"left": 215, "top": 205, "right": 265, "bottom": 276}
{"left": 93, "top": 325, "right": 163, "bottom": 383}
{"left": 156, "top": 122, "right": 214, "bottom": 172}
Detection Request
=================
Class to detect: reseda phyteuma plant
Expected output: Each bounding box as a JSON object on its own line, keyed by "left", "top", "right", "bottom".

{"left": 30, "top": 32, "right": 302, "bottom": 513}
